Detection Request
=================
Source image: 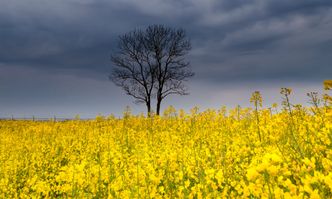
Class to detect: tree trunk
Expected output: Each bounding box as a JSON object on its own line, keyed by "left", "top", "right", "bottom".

{"left": 156, "top": 97, "right": 162, "bottom": 115}
{"left": 146, "top": 100, "right": 151, "bottom": 117}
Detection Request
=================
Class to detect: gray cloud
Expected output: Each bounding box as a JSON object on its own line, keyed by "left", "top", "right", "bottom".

{"left": 0, "top": 0, "right": 331, "bottom": 116}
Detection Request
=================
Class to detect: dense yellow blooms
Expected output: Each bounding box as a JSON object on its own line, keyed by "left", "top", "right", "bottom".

{"left": 1, "top": 91, "right": 332, "bottom": 198}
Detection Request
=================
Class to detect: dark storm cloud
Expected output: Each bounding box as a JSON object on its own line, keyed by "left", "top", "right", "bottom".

{"left": 0, "top": 0, "right": 332, "bottom": 84}
{"left": 187, "top": 1, "right": 332, "bottom": 83}
{"left": 1, "top": 0, "right": 332, "bottom": 117}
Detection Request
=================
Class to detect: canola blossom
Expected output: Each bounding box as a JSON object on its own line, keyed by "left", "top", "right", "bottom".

{"left": 0, "top": 85, "right": 332, "bottom": 198}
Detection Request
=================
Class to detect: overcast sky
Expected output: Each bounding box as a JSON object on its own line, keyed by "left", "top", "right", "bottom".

{"left": 1, "top": 0, "right": 331, "bottom": 118}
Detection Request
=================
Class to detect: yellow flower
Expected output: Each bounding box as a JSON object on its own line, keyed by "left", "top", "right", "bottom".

{"left": 247, "top": 168, "right": 259, "bottom": 181}
{"left": 1, "top": 94, "right": 331, "bottom": 198}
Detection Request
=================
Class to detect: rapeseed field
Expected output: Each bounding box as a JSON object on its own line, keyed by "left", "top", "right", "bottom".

{"left": 1, "top": 81, "right": 331, "bottom": 198}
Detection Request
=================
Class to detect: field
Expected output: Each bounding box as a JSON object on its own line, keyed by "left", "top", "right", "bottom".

{"left": 1, "top": 85, "right": 332, "bottom": 198}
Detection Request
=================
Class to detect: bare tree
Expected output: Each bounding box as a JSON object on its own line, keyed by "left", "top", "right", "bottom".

{"left": 145, "top": 25, "right": 194, "bottom": 115}
{"left": 110, "top": 25, "right": 193, "bottom": 115}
